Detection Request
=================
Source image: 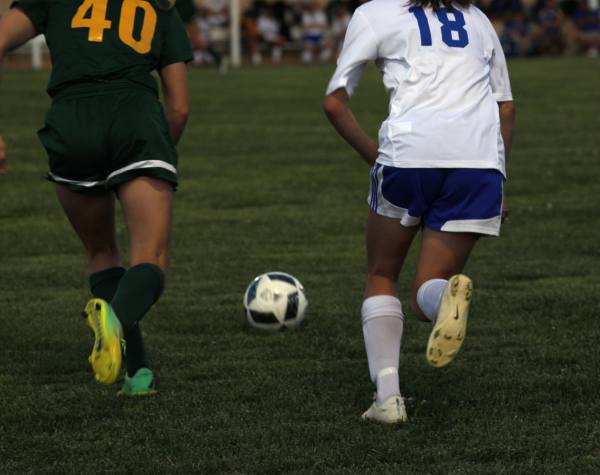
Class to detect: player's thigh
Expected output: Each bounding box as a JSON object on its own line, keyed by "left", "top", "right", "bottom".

{"left": 366, "top": 209, "right": 419, "bottom": 280}
{"left": 116, "top": 177, "right": 173, "bottom": 269}
{"left": 54, "top": 184, "right": 118, "bottom": 255}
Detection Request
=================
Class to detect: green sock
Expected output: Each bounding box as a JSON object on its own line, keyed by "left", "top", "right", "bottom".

{"left": 89, "top": 267, "right": 126, "bottom": 301}
{"left": 89, "top": 266, "right": 150, "bottom": 376}
{"left": 111, "top": 263, "right": 165, "bottom": 332}
{"left": 124, "top": 323, "right": 148, "bottom": 377}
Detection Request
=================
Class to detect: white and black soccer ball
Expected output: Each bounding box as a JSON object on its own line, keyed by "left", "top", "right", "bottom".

{"left": 243, "top": 272, "right": 308, "bottom": 331}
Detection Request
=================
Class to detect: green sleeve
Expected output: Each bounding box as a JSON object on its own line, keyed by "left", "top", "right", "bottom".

{"left": 10, "top": 0, "right": 48, "bottom": 34}
{"left": 159, "top": 10, "right": 193, "bottom": 70}
{"left": 175, "top": 0, "right": 196, "bottom": 24}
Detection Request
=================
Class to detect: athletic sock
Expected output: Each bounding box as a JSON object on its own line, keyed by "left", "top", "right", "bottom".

{"left": 124, "top": 323, "right": 149, "bottom": 377}
{"left": 89, "top": 267, "right": 126, "bottom": 302}
{"left": 416, "top": 279, "right": 447, "bottom": 322}
{"left": 88, "top": 266, "right": 151, "bottom": 376}
{"left": 111, "top": 263, "right": 165, "bottom": 332}
{"left": 361, "top": 295, "right": 404, "bottom": 404}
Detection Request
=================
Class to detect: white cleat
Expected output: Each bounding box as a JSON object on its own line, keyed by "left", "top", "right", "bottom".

{"left": 426, "top": 274, "right": 473, "bottom": 368}
{"left": 361, "top": 395, "right": 407, "bottom": 424}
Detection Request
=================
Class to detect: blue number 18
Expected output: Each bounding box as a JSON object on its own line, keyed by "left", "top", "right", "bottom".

{"left": 409, "top": 6, "right": 469, "bottom": 48}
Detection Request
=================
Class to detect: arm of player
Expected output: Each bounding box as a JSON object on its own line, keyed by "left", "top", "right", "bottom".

{"left": 498, "top": 100, "right": 515, "bottom": 220}
{"left": 159, "top": 62, "right": 189, "bottom": 145}
{"left": 323, "top": 88, "right": 378, "bottom": 166}
{"left": 498, "top": 101, "right": 515, "bottom": 159}
{"left": 0, "top": 8, "right": 38, "bottom": 174}
{"left": 0, "top": 8, "right": 37, "bottom": 62}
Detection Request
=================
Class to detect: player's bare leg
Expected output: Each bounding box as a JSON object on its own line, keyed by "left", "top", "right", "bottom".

{"left": 117, "top": 176, "right": 173, "bottom": 272}
{"left": 361, "top": 211, "right": 419, "bottom": 424}
{"left": 54, "top": 185, "right": 120, "bottom": 273}
{"left": 54, "top": 185, "right": 123, "bottom": 384}
{"left": 111, "top": 176, "right": 173, "bottom": 395}
{"left": 412, "top": 229, "right": 479, "bottom": 367}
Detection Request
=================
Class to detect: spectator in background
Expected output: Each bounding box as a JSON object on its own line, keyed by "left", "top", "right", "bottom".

{"left": 175, "top": 0, "right": 224, "bottom": 71}
{"left": 301, "top": 1, "right": 332, "bottom": 63}
{"left": 273, "top": 0, "right": 293, "bottom": 42}
{"left": 256, "top": 6, "right": 285, "bottom": 64}
{"left": 329, "top": 2, "right": 352, "bottom": 55}
{"left": 501, "top": 10, "right": 541, "bottom": 56}
{"left": 572, "top": 0, "right": 600, "bottom": 56}
{"left": 193, "top": 7, "right": 225, "bottom": 70}
{"left": 201, "top": 0, "right": 229, "bottom": 45}
{"left": 538, "top": 0, "right": 564, "bottom": 54}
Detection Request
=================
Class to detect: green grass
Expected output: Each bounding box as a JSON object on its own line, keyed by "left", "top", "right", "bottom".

{"left": 1, "top": 58, "right": 600, "bottom": 474}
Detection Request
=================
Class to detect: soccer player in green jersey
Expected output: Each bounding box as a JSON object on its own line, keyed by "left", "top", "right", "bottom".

{"left": 0, "top": 0, "right": 193, "bottom": 396}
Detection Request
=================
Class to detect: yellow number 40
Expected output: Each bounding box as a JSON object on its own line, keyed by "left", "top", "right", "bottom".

{"left": 71, "top": 0, "right": 157, "bottom": 54}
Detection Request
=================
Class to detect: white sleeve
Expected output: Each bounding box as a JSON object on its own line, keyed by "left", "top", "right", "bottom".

{"left": 325, "top": 10, "right": 378, "bottom": 97}
{"left": 485, "top": 16, "right": 513, "bottom": 101}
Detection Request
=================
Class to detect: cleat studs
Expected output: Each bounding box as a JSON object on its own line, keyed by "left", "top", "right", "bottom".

{"left": 95, "top": 303, "right": 101, "bottom": 311}
{"left": 433, "top": 330, "right": 440, "bottom": 338}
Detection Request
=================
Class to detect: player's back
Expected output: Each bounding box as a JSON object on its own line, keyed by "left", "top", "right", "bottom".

{"left": 15, "top": 0, "right": 191, "bottom": 97}
{"left": 338, "top": 0, "right": 512, "bottom": 173}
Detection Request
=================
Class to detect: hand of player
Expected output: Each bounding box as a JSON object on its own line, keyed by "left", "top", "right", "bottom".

{"left": 0, "top": 136, "right": 7, "bottom": 175}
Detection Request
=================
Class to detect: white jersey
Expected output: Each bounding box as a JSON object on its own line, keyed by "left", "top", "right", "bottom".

{"left": 326, "top": 0, "right": 513, "bottom": 175}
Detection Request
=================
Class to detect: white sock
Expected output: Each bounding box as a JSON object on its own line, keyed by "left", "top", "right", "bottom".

{"left": 416, "top": 279, "right": 447, "bottom": 321}
{"left": 361, "top": 295, "right": 404, "bottom": 404}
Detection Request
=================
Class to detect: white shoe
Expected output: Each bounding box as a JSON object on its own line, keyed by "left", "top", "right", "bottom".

{"left": 361, "top": 395, "right": 407, "bottom": 424}
{"left": 426, "top": 274, "right": 473, "bottom": 368}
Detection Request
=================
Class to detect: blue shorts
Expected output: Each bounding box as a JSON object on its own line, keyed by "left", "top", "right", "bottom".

{"left": 368, "top": 165, "right": 504, "bottom": 236}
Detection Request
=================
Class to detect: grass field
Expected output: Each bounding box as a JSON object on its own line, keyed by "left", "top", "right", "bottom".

{"left": 1, "top": 58, "right": 599, "bottom": 474}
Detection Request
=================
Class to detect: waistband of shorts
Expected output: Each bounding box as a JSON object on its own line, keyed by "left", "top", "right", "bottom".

{"left": 51, "top": 79, "right": 157, "bottom": 101}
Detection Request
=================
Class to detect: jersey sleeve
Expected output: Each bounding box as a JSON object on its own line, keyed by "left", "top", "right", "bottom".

{"left": 479, "top": 11, "right": 513, "bottom": 102}
{"left": 158, "top": 10, "right": 193, "bottom": 70}
{"left": 10, "top": 0, "right": 48, "bottom": 34}
{"left": 325, "top": 9, "right": 378, "bottom": 97}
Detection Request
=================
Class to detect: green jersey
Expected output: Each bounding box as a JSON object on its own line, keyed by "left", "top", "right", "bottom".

{"left": 12, "top": 0, "right": 193, "bottom": 97}
{"left": 174, "top": 0, "right": 195, "bottom": 24}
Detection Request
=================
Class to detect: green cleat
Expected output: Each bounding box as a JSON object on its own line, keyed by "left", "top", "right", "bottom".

{"left": 83, "top": 298, "right": 123, "bottom": 385}
{"left": 118, "top": 368, "right": 157, "bottom": 397}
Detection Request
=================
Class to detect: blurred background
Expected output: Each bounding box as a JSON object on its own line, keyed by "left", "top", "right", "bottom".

{"left": 1, "top": 0, "right": 598, "bottom": 72}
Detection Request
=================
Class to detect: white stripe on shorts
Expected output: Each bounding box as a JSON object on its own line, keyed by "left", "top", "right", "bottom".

{"left": 441, "top": 216, "right": 502, "bottom": 236}
{"left": 106, "top": 160, "right": 177, "bottom": 182}
{"left": 48, "top": 173, "right": 103, "bottom": 188}
{"left": 367, "top": 164, "right": 421, "bottom": 227}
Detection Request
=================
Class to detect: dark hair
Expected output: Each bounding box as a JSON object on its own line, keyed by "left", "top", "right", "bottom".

{"left": 407, "top": 0, "right": 474, "bottom": 11}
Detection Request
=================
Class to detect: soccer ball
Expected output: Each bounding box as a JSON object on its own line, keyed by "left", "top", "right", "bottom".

{"left": 243, "top": 272, "right": 308, "bottom": 331}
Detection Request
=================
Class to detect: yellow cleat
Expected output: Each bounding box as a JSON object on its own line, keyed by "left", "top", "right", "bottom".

{"left": 83, "top": 298, "right": 123, "bottom": 385}
{"left": 426, "top": 274, "right": 473, "bottom": 368}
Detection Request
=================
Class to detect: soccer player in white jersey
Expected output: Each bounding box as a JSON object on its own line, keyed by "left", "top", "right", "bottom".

{"left": 324, "top": 0, "right": 515, "bottom": 423}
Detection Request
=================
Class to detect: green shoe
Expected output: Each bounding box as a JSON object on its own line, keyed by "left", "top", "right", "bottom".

{"left": 118, "top": 368, "right": 157, "bottom": 397}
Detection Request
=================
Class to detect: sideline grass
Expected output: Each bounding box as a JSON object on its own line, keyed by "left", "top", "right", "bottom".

{"left": 1, "top": 58, "right": 599, "bottom": 473}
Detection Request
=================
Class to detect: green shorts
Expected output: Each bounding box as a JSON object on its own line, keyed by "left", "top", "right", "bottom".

{"left": 38, "top": 88, "right": 178, "bottom": 193}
